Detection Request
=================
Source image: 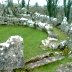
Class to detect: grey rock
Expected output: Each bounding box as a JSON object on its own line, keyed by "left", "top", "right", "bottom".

{"left": 41, "top": 37, "right": 58, "bottom": 49}
{"left": 67, "top": 39, "right": 72, "bottom": 50}
{"left": 60, "top": 17, "right": 69, "bottom": 32}
{"left": 58, "top": 40, "right": 68, "bottom": 50}
{"left": 0, "top": 35, "right": 24, "bottom": 71}
{"left": 56, "top": 62, "right": 72, "bottom": 72}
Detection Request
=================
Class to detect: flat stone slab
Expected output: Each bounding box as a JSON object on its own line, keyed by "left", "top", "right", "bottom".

{"left": 25, "top": 52, "right": 64, "bottom": 69}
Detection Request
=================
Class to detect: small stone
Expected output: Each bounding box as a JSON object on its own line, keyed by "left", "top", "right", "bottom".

{"left": 13, "top": 54, "right": 16, "bottom": 57}
{"left": 1, "top": 52, "right": 3, "bottom": 55}
{"left": 0, "top": 47, "right": 3, "bottom": 51}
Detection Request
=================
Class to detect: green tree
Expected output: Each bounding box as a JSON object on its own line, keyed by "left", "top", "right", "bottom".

{"left": 2, "top": 0, "right": 13, "bottom": 16}
{"left": 63, "top": 0, "right": 72, "bottom": 21}
{"left": 2, "top": 6, "right": 6, "bottom": 16}
{"left": 27, "top": 0, "right": 30, "bottom": 11}
{"left": 46, "top": 0, "right": 58, "bottom": 17}
{"left": 7, "top": 0, "right": 13, "bottom": 8}
{"left": 17, "top": 0, "right": 20, "bottom": 4}
{"left": 35, "top": 2, "right": 39, "bottom": 7}
{"left": 52, "top": 0, "right": 58, "bottom": 17}
{"left": 34, "top": 2, "right": 39, "bottom": 12}
{"left": 21, "top": 0, "right": 25, "bottom": 8}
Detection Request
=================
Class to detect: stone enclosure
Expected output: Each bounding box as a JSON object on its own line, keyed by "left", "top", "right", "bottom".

{"left": 0, "top": 12, "right": 72, "bottom": 72}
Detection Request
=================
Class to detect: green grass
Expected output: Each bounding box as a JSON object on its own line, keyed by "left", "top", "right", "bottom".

{"left": 30, "top": 27, "right": 72, "bottom": 72}
{"left": 53, "top": 27, "right": 68, "bottom": 40}
{"left": 0, "top": 25, "right": 47, "bottom": 60}
{"left": 31, "top": 57, "right": 72, "bottom": 72}
{"left": 0, "top": 25, "right": 71, "bottom": 72}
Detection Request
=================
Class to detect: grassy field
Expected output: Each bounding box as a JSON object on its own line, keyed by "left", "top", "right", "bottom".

{"left": 0, "top": 25, "right": 47, "bottom": 60}
{"left": 0, "top": 25, "right": 72, "bottom": 72}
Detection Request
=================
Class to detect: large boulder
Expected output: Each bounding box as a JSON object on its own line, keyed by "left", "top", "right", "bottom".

{"left": 44, "top": 24, "right": 53, "bottom": 31}
{"left": 0, "top": 35, "right": 24, "bottom": 72}
{"left": 27, "top": 20, "right": 35, "bottom": 27}
{"left": 50, "top": 17, "right": 58, "bottom": 26}
{"left": 35, "top": 22, "right": 47, "bottom": 30}
{"left": 41, "top": 37, "right": 58, "bottom": 49}
{"left": 20, "top": 17, "right": 28, "bottom": 25}
{"left": 60, "top": 17, "right": 69, "bottom": 32}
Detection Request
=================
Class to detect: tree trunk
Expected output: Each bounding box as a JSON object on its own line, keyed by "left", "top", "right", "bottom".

{"left": 46, "top": 0, "right": 58, "bottom": 17}
{"left": 17, "top": 0, "right": 20, "bottom": 4}
{"left": 63, "top": 0, "right": 72, "bottom": 21}
{"left": 27, "top": 0, "right": 30, "bottom": 11}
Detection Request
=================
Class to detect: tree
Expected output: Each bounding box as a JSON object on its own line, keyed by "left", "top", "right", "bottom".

{"left": 6, "top": 0, "right": 20, "bottom": 16}
{"left": 35, "top": 2, "right": 39, "bottom": 7}
{"left": 52, "top": 0, "right": 58, "bottom": 17}
{"left": 34, "top": 2, "right": 39, "bottom": 12}
{"left": 46, "top": 0, "right": 58, "bottom": 17}
{"left": 2, "top": 0, "right": 3, "bottom": 4}
{"left": 27, "top": 0, "right": 30, "bottom": 11}
{"left": 46, "top": 0, "right": 52, "bottom": 17}
{"left": 63, "top": 0, "right": 72, "bottom": 21}
{"left": 21, "top": 0, "right": 25, "bottom": 8}
{"left": 17, "top": 0, "right": 20, "bottom": 4}
{"left": 2, "top": 6, "right": 6, "bottom": 16}
{"left": 2, "top": 0, "right": 13, "bottom": 16}
{"left": 7, "top": 0, "right": 13, "bottom": 8}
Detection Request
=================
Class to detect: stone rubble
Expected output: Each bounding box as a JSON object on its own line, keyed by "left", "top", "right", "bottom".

{"left": 41, "top": 36, "right": 68, "bottom": 50}
{"left": 0, "top": 11, "right": 71, "bottom": 71}
{"left": 41, "top": 37, "right": 58, "bottom": 49}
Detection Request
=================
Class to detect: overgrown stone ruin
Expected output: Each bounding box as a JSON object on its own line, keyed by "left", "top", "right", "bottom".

{"left": 0, "top": 35, "right": 24, "bottom": 72}
{"left": 41, "top": 37, "right": 68, "bottom": 50}
{"left": 0, "top": 12, "right": 71, "bottom": 35}
{"left": 0, "top": 12, "right": 71, "bottom": 39}
{"left": 0, "top": 11, "right": 72, "bottom": 71}
{"left": 40, "top": 16, "right": 72, "bottom": 51}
